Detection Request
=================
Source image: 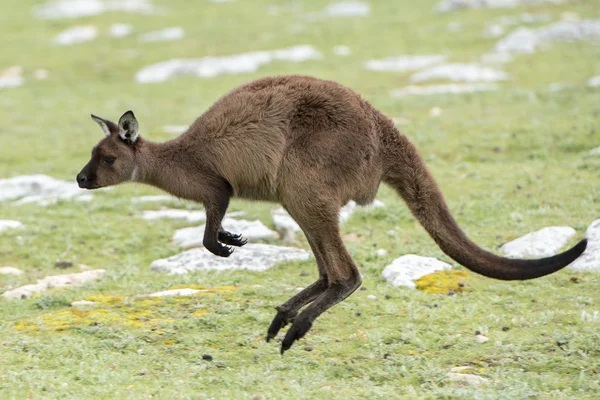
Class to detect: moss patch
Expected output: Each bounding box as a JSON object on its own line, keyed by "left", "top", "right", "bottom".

{"left": 415, "top": 270, "right": 470, "bottom": 294}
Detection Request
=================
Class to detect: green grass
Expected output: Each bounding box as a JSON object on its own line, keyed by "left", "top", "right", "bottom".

{"left": 1, "top": 0, "right": 600, "bottom": 398}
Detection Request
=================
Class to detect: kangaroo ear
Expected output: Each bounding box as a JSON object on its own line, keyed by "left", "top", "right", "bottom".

{"left": 91, "top": 114, "right": 112, "bottom": 137}
{"left": 118, "top": 110, "right": 139, "bottom": 144}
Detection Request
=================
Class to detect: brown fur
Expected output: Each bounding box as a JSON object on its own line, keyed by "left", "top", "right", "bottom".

{"left": 77, "top": 75, "right": 586, "bottom": 353}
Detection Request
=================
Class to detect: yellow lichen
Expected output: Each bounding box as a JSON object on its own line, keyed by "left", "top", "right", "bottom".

{"left": 84, "top": 295, "right": 125, "bottom": 304}
{"left": 14, "top": 286, "right": 233, "bottom": 333}
{"left": 414, "top": 270, "right": 470, "bottom": 294}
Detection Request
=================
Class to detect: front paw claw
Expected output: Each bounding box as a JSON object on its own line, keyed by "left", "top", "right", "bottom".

{"left": 218, "top": 231, "right": 248, "bottom": 247}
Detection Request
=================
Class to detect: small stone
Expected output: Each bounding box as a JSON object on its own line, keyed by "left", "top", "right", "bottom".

{"left": 447, "top": 372, "right": 489, "bottom": 386}
{"left": 54, "top": 261, "right": 73, "bottom": 269}
{"left": 304, "top": 346, "right": 313, "bottom": 352}
{"left": 475, "top": 334, "right": 490, "bottom": 343}
{"left": 355, "top": 312, "right": 361, "bottom": 316}
{"left": 367, "top": 295, "right": 376, "bottom": 299}
{"left": 429, "top": 107, "right": 442, "bottom": 117}
{"left": 360, "top": 286, "right": 367, "bottom": 291}
{"left": 475, "top": 330, "right": 482, "bottom": 335}
{"left": 383, "top": 353, "right": 391, "bottom": 359}
{"left": 71, "top": 300, "right": 96, "bottom": 307}
{"left": 502, "top": 326, "right": 510, "bottom": 332}
{"left": 202, "top": 354, "right": 213, "bottom": 361}
{"left": 570, "top": 276, "right": 580, "bottom": 283}
{"left": 384, "top": 294, "right": 392, "bottom": 300}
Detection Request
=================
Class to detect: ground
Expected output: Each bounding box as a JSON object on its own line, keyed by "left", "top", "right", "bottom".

{"left": 1, "top": 0, "right": 600, "bottom": 399}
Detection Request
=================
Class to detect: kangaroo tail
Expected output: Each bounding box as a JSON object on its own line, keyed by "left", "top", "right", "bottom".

{"left": 382, "top": 132, "right": 586, "bottom": 280}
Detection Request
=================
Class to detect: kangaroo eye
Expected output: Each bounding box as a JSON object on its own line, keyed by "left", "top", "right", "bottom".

{"left": 103, "top": 156, "right": 116, "bottom": 165}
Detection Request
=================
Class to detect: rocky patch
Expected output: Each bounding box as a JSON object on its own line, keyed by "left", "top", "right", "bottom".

{"left": 0, "top": 267, "right": 24, "bottom": 276}
{"left": 391, "top": 83, "right": 498, "bottom": 97}
{"left": 0, "top": 220, "right": 23, "bottom": 232}
{"left": 34, "top": 0, "right": 155, "bottom": 19}
{"left": 364, "top": 55, "right": 447, "bottom": 72}
{"left": 500, "top": 226, "right": 576, "bottom": 258}
{"left": 135, "top": 45, "right": 321, "bottom": 83}
{"left": 2, "top": 270, "right": 106, "bottom": 300}
{"left": 0, "top": 66, "right": 23, "bottom": 89}
{"left": 0, "top": 174, "right": 91, "bottom": 205}
{"left": 495, "top": 20, "right": 600, "bottom": 54}
{"left": 569, "top": 219, "right": 600, "bottom": 271}
{"left": 435, "top": 0, "right": 562, "bottom": 13}
{"left": 382, "top": 255, "right": 453, "bottom": 288}
{"left": 172, "top": 218, "right": 277, "bottom": 248}
{"left": 410, "top": 63, "right": 509, "bottom": 83}
{"left": 54, "top": 25, "right": 98, "bottom": 45}
{"left": 150, "top": 244, "right": 310, "bottom": 274}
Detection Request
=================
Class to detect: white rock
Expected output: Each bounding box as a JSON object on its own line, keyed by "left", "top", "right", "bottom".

{"left": 588, "top": 76, "right": 600, "bottom": 88}
{"left": 500, "top": 226, "right": 576, "bottom": 258}
{"left": 364, "top": 55, "right": 447, "bottom": 72}
{"left": 480, "top": 52, "right": 514, "bottom": 64}
{"left": 71, "top": 300, "right": 96, "bottom": 307}
{"left": 0, "top": 220, "right": 24, "bottom": 232}
{"left": 569, "top": 219, "right": 600, "bottom": 271}
{"left": 53, "top": 25, "right": 98, "bottom": 46}
{"left": 375, "top": 249, "right": 388, "bottom": 257}
{"left": 172, "top": 218, "right": 277, "bottom": 248}
{"left": 0, "top": 267, "right": 24, "bottom": 276}
{"left": 484, "top": 23, "right": 506, "bottom": 38}
{"left": 109, "top": 23, "right": 133, "bottom": 38}
{"left": 324, "top": 1, "right": 369, "bottom": 17}
{"left": 0, "top": 174, "right": 90, "bottom": 205}
{"left": 589, "top": 146, "right": 600, "bottom": 155}
{"left": 34, "top": 0, "right": 155, "bottom": 19}
{"left": 142, "top": 208, "right": 206, "bottom": 223}
{"left": 411, "top": 63, "right": 509, "bottom": 83}
{"left": 339, "top": 200, "right": 385, "bottom": 223}
{"left": 34, "top": 68, "right": 49, "bottom": 80}
{"left": 136, "top": 45, "right": 321, "bottom": 83}
{"left": 429, "top": 107, "right": 442, "bottom": 117}
{"left": 2, "top": 269, "right": 105, "bottom": 300}
{"left": 271, "top": 207, "right": 302, "bottom": 234}
{"left": 162, "top": 125, "right": 188, "bottom": 134}
{"left": 475, "top": 334, "right": 490, "bottom": 343}
{"left": 150, "top": 244, "right": 310, "bottom": 274}
{"left": 139, "top": 27, "right": 184, "bottom": 42}
{"left": 435, "top": 0, "right": 562, "bottom": 13}
{"left": 382, "top": 255, "right": 453, "bottom": 288}
{"left": 447, "top": 372, "right": 489, "bottom": 386}
{"left": 367, "top": 295, "right": 376, "bottom": 299}
{"left": 391, "top": 84, "right": 498, "bottom": 97}
{"left": 148, "top": 288, "right": 203, "bottom": 297}
{"left": 495, "top": 20, "right": 600, "bottom": 54}
{"left": 333, "top": 45, "right": 351, "bottom": 56}
{"left": 0, "top": 66, "right": 24, "bottom": 88}
{"left": 131, "top": 195, "right": 175, "bottom": 203}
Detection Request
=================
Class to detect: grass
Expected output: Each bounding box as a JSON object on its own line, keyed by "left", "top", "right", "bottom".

{"left": 1, "top": 0, "right": 600, "bottom": 398}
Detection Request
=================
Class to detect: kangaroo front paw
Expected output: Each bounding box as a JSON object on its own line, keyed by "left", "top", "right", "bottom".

{"left": 218, "top": 231, "right": 248, "bottom": 247}
{"left": 204, "top": 241, "right": 234, "bottom": 257}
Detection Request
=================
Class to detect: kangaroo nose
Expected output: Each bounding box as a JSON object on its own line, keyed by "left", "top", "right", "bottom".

{"left": 77, "top": 173, "right": 88, "bottom": 186}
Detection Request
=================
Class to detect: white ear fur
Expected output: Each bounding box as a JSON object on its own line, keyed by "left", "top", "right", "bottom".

{"left": 91, "top": 114, "right": 111, "bottom": 137}
{"left": 118, "top": 110, "right": 139, "bottom": 144}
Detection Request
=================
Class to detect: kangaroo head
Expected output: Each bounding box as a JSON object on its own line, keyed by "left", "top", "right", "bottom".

{"left": 77, "top": 110, "right": 140, "bottom": 189}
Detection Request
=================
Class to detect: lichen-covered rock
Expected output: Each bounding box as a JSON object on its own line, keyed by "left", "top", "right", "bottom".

{"left": 447, "top": 372, "right": 489, "bottom": 386}
{"left": 414, "top": 270, "right": 469, "bottom": 294}
{"left": 150, "top": 243, "right": 310, "bottom": 274}
{"left": 173, "top": 218, "right": 277, "bottom": 248}
{"left": 500, "top": 226, "right": 576, "bottom": 258}
{"left": 142, "top": 208, "right": 206, "bottom": 223}
{"left": 569, "top": 219, "right": 600, "bottom": 271}
{"left": 382, "top": 255, "right": 453, "bottom": 288}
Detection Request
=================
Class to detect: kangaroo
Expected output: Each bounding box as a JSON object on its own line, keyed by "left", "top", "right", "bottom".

{"left": 77, "top": 75, "right": 587, "bottom": 354}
